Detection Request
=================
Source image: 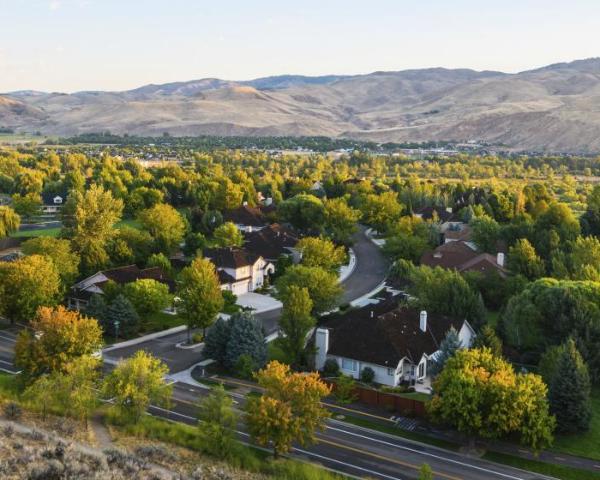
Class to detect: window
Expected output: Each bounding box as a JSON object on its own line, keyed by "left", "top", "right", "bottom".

{"left": 418, "top": 362, "right": 425, "bottom": 378}
{"left": 341, "top": 358, "right": 357, "bottom": 372}
{"left": 387, "top": 368, "right": 394, "bottom": 376}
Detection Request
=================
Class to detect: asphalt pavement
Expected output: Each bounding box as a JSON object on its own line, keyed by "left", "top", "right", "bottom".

{"left": 0, "top": 326, "right": 20, "bottom": 374}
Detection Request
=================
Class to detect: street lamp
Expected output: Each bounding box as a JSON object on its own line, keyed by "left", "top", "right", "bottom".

{"left": 114, "top": 320, "right": 120, "bottom": 342}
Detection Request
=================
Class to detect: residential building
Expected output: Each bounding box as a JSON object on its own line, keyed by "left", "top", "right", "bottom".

{"left": 420, "top": 240, "right": 507, "bottom": 277}
{"left": 222, "top": 205, "right": 269, "bottom": 232}
{"left": 315, "top": 299, "right": 474, "bottom": 389}
{"left": 41, "top": 192, "right": 67, "bottom": 214}
{"left": 243, "top": 223, "right": 299, "bottom": 263}
{"left": 204, "top": 247, "right": 274, "bottom": 295}
{"left": 68, "top": 265, "right": 174, "bottom": 311}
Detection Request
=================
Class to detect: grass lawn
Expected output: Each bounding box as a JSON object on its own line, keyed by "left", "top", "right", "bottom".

{"left": 116, "top": 218, "right": 142, "bottom": 230}
{"left": 11, "top": 226, "right": 61, "bottom": 238}
{"left": 0, "top": 372, "right": 20, "bottom": 400}
{"left": 552, "top": 388, "right": 600, "bottom": 461}
{"left": 143, "top": 311, "right": 185, "bottom": 333}
{"left": 395, "top": 391, "right": 431, "bottom": 402}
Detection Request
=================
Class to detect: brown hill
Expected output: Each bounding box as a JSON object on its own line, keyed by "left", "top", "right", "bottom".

{"left": 4, "top": 58, "right": 600, "bottom": 152}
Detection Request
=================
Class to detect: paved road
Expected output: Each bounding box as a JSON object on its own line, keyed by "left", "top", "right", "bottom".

{"left": 152, "top": 382, "right": 552, "bottom": 480}
{"left": 0, "top": 327, "right": 20, "bottom": 374}
{"left": 341, "top": 226, "right": 389, "bottom": 304}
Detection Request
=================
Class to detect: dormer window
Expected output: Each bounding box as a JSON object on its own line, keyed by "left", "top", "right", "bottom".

{"left": 53, "top": 196, "right": 63, "bottom": 205}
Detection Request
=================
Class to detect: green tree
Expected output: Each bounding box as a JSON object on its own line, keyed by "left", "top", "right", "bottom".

{"left": 276, "top": 265, "right": 342, "bottom": 315}
{"left": 21, "top": 237, "right": 80, "bottom": 291}
{"left": 323, "top": 197, "right": 360, "bottom": 245}
{"left": 105, "top": 294, "right": 139, "bottom": 338}
{"left": 15, "top": 306, "right": 103, "bottom": 380}
{"left": 278, "top": 194, "right": 325, "bottom": 232}
{"left": 297, "top": 236, "right": 346, "bottom": 273}
{"left": 0, "top": 206, "right": 20, "bottom": 238}
{"left": 147, "top": 252, "right": 174, "bottom": 276}
{"left": 472, "top": 325, "right": 503, "bottom": 357}
{"left": 360, "top": 192, "right": 402, "bottom": 232}
{"left": 204, "top": 317, "right": 231, "bottom": 365}
{"left": 471, "top": 216, "right": 500, "bottom": 253}
{"left": 183, "top": 231, "right": 207, "bottom": 257}
{"left": 0, "top": 255, "right": 61, "bottom": 323}
{"left": 86, "top": 294, "right": 108, "bottom": 325}
{"left": 123, "top": 279, "right": 171, "bottom": 317}
{"left": 197, "top": 384, "right": 238, "bottom": 458}
{"left": 507, "top": 239, "right": 546, "bottom": 280}
{"left": 335, "top": 374, "right": 358, "bottom": 404}
{"left": 418, "top": 464, "right": 434, "bottom": 480}
{"left": 569, "top": 236, "right": 600, "bottom": 280}
{"left": 67, "top": 184, "right": 123, "bottom": 274}
{"left": 278, "top": 285, "right": 315, "bottom": 367}
{"left": 139, "top": 203, "right": 186, "bottom": 254}
{"left": 429, "top": 327, "right": 462, "bottom": 377}
{"left": 103, "top": 350, "right": 172, "bottom": 422}
{"left": 224, "top": 312, "right": 267, "bottom": 371}
{"left": 429, "top": 348, "right": 555, "bottom": 452}
{"left": 246, "top": 361, "right": 330, "bottom": 458}
{"left": 213, "top": 221, "right": 243, "bottom": 247}
{"left": 177, "top": 257, "right": 224, "bottom": 342}
{"left": 11, "top": 193, "right": 41, "bottom": 221}
{"left": 548, "top": 339, "right": 592, "bottom": 433}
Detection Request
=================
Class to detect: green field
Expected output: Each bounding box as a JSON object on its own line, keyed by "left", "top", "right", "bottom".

{"left": 11, "top": 226, "right": 61, "bottom": 238}
{"left": 552, "top": 388, "right": 600, "bottom": 461}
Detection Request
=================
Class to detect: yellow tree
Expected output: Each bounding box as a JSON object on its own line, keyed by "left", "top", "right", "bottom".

{"left": 296, "top": 237, "right": 347, "bottom": 273}
{"left": 0, "top": 205, "right": 20, "bottom": 237}
{"left": 15, "top": 306, "right": 103, "bottom": 380}
{"left": 246, "top": 361, "right": 331, "bottom": 457}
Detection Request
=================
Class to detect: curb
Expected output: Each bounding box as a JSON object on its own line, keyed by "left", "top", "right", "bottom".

{"left": 103, "top": 325, "right": 187, "bottom": 352}
{"left": 339, "top": 248, "right": 357, "bottom": 283}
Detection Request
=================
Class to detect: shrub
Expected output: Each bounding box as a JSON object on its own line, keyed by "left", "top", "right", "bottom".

{"left": 192, "top": 332, "right": 204, "bottom": 344}
{"left": 3, "top": 402, "right": 22, "bottom": 420}
{"left": 335, "top": 374, "right": 357, "bottom": 404}
{"left": 322, "top": 359, "right": 340, "bottom": 377}
{"left": 235, "top": 354, "right": 256, "bottom": 380}
{"left": 360, "top": 367, "right": 375, "bottom": 384}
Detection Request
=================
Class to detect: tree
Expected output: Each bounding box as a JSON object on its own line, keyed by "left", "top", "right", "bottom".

{"left": 246, "top": 361, "right": 330, "bottom": 457}
{"left": 103, "top": 350, "right": 172, "bottom": 422}
{"left": 139, "top": 203, "right": 186, "bottom": 254}
{"left": 213, "top": 221, "right": 243, "bottom": 247}
{"left": 203, "top": 317, "right": 231, "bottom": 365}
{"left": 548, "top": 339, "right": 592, "bottom": 433}
{"left": 224, "top": 312, "right": 267, "bottom": 371}
{"left": 109, "top": 226, "right": 154, "bottom": 265}
{"left": 123, "top": 279, "right": 171, "bottom": 317}
{"left": 472, "top": 325, "right": 503, "bottom": 357}
{"left": 278, "top": 194, "right": 325, "bottom": 232}
{"left": 183, "top": 231, "right": 206, "bottom": 257}
{"left": 429, "top": 327, "right": 462, "bottom": 377}
{"left": 0, "top": 254, "right": 61, "bottom": 323}
{"left": 278, "top": 285, "right": 315, "bottom": 367}
{"left": 533, "top": 202, "right": 580, "bottom": 258}
{"left": 86, "top": 294, "right": 108, "bottom": 325}
{"left": 105, "top": 294, "right": 139, "bottom": 338}
{"left": 418, "top": 464, "right": 434, "bottom": 480}
{"left": 323, "top": 197, "right": 360, "bottom": 245}
{"left": 360, "top": 192, "right": 402, "bottom": 232}
{"left": 147, "top": 252, "right": 174, "bottom": 276}
{"left": 67, "top": 184, "right": 123, "bottom": 274}
{"left": 15, "top": 306, "right": 103, "bottom": 380}
{"left": 471, "top": 216, "right": 500, "bottom": 253}
{"left": 297, "top": 237, "right": 346, "bottom": 273}
{"left": 0, "top": 206, "right": 20, "bottom": 238}
{"left": 581, "top": 184, "right": 600, "bottom": 236}
{"left": 569, "top": 236, "right": 600, "bottom": 280}
{"left": 428, "top": 348, "right": 555, "bottom": 452}
{"left": 21, "top": 237, "right": 80, "bottom": 291}
{"left": 197, "top": 384, "right": 238, "bottom": 459}
{"left": 177, "top": 257, "right": 224, "bottom": 342}
{"left": 11, "top": 193, "right": 41, "bottom": 221}
{"left": 507, "top": 239, "right": 546, "bottom": 280}
{"left": 276, "top": 265, "right": 342, "bottom": 315}
{"left": 335, "top": 374, "right": 358, "bottom": 404}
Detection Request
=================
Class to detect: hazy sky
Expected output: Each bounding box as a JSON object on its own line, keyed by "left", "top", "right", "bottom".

{"left": 2, "top": 0, "right": 600, "bottom": 92}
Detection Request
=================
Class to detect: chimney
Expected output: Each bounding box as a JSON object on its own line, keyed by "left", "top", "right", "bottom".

{"left": 370, "top": 311, "right": 374, "bottom": 319}
{"left": 497, "top": 252, "right": 505, "bottom": 267}
{"left": 420, "top": 311, "right": 427, "bottom": 332}
{"left": 315, "top": 328, "right": 330, "bottom": 371}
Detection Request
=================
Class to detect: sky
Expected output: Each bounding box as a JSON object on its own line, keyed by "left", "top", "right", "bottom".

{"left": 2, "top": 0, "right": 600, "bottom": 93}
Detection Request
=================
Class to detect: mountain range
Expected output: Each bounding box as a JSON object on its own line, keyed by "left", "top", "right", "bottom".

{"left": 3, "top": 58, "right": 600, "bottom": 152}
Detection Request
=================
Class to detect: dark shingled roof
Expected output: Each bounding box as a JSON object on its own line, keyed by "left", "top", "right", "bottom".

{"left": 204, "top": 247, "right": 260, "bottom": 269}
{"left": 243, "top": 223, "right": 298, "bottom": 260}
{"left": 222, "top": 205, "right": 268, "bottom": 227}
{"left": 420, "top": 241, "right": 507, "bottom": 277}
{"left": 415, "top": 206, "right": 455, "bottom": 223}
{"left": 99, "top": 265, "right": 175, "bottom": 291}
{"left": 322, "top": 300, "right": 464, "bottom": 367}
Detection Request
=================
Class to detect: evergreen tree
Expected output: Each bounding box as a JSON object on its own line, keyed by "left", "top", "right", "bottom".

{"left": 86, "top": 294, "right": 107, "bottom": 325}
{"left": 224, "top": 312, "right": 267, "bottom": 371}
{"left": 472, "top": 325, "right": 503, "bottom": 357}
{"left": 548, "top": 339, "right": 592, "bottom": 433}
{"left": 203, "top": 317, "right": 231, "bottom": 364}
{"left": 105, "top": 294, "right": 139, "bottom": 338}
{"left": 429, "top": 327, "right": 462, "bottom": 377}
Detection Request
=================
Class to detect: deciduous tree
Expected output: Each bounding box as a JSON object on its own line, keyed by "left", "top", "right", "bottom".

{"left": 0, "top": 206, "right": 20, "bottom": 238}
{"left": 197, "top": 384, "right": 238, "bottom": 459}
{"left": 297, "top": 237, "right": 346, "bottom": 273}
{"left": 123, "top": 279, "right": 171, "bottom": 317}
{"left": 278, "top": 285, "right": 315, "bottom": 367}
{"left": 139, "top": 203, "right": 186, "bottom": 254}
{"left": 275, "top": 265, "right": 341, "bottom": 315}
{"left": 213, "top": 221, "right": 243, "bottom": 247}
{"left": 21, "top": 237, "right": 80, "bottom": 292}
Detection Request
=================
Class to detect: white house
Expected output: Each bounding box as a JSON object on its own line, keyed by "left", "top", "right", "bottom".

{"left": 41, "top": 193, "right": 66, "bottom": 214}
{"left": 204, "top": 247, "right": 274, "bottom": 295}
{"left": 315, "top": 301, "right": 475, "bottom": 390}
{"left": 222, "top": 205, "right": 269, "bottom": 233}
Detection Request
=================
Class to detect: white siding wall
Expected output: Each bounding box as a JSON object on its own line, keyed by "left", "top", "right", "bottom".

{"left": 459, "top": 322, "right": 475, "bottom": 347}
{"left": 329, "top": 355, "right": 401, "bottom": 387}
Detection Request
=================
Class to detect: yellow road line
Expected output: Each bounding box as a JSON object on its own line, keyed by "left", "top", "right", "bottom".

{"left": 317, "top": 437, "right": 463, "bottom": 480}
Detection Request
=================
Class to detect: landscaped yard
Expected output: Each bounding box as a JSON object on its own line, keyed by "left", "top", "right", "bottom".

{"left": 552, "top": 388, "right": 600, "bottom": 460}
{"left": 142, "top": 311, "right": 185, "bottom": 333}
{"left": 11, "top": 226, "right": 61, "bottom": 238}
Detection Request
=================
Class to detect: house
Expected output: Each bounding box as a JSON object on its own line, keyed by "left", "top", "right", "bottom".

{"left": 243, "top": 223, "right": 299, "bottom": 263}
{"left": 315, "top": 300, "right": 475, "bottom": 389}
{"left": 420, "top": 240, "right": 507, "bottom": 277}
{"left": 414, "top": 206, "right": 464, "bottom": 233}
{"left": 204, "top": 247, "right": 274, "bottom": 295}
{"left": 68, "top": 265, "right": 174, "bottom": 311}
{"left": 222, "top": 205, "right": 269, "bottom": 233}
{"left": 41, "top": 192, "right": 67, "bottom": 214}
{"left": 443, "top": 223, "right": 472, "bottom": 244}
